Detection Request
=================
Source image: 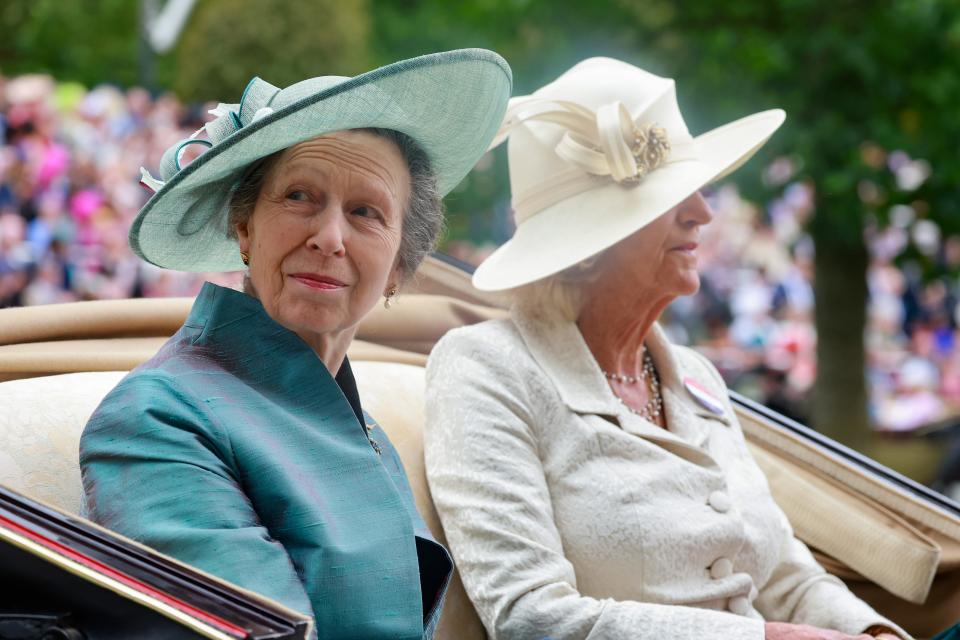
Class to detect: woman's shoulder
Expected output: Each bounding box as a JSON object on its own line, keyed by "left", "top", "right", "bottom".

{"left": 426, "top": 317, "right": 542, "bottom": 398}
{"left": 82, "top": 341, "right": 225, "bottom": 445}
{"left": 95, "top": 336, "right": 203, "bottom": 404}
{"left": 430, "top": 316, "right": 526, "bottom": 364}
{"left": 85, "top": 366, "right": 194, "bottom": 425}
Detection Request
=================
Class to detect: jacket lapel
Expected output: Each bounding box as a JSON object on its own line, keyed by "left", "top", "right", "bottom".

{"left": 512, "top": 310, "right": 615, "bottom": 417}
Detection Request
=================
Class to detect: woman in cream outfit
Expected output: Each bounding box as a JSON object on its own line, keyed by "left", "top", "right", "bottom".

{"left": 424, "top": 58, "right": 908, "bottom": 640}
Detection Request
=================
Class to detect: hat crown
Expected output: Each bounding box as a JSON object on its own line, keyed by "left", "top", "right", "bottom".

{"left": 531, "top": 57, "right": 687, "bottom": 133}
{"left": 147, "top": 76, "right": 368, "bottom": 187}
{"left": 505, "top": 58, "right": 695, "bottom": 224}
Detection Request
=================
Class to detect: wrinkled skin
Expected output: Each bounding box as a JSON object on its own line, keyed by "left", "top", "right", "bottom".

{"left": 236, "top": 130, "right": 409, "bottom": 373}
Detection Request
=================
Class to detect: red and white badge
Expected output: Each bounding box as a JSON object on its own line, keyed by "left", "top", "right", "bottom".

{"left": 683, "top": 377, "right": 725, "bottom": 415}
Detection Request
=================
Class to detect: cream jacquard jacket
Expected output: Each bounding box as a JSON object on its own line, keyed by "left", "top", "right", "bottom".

{"left": 424, "top": 311, "right": 907, "bottom": 640}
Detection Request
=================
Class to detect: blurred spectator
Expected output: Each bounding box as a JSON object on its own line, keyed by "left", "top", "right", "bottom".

{"left": 0, "top": 73, "right": 239, "bottom": 308}
{"left": 876, "top": 356, "right": 946, "bottom": 432}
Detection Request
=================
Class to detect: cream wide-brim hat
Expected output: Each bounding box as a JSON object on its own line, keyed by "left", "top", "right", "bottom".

{"left": 131, "top": 49, "right": 512, "bottom": 272}
{"left": 472, "top": 57, "right": 785, "bottom": 292}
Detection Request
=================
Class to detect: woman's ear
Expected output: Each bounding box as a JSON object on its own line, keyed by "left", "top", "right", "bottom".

{"left": 387, "top": 258, "right": 404, "bottom": 292}
{"left": 235, "top": 219, "right": 251, "bottom": 252}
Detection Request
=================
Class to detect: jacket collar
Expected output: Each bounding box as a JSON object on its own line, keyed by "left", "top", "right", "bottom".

{"left": 512, "top": 308, "right": 614, "bottom": 416}
{"left": 512, "top": 308, "right": 725, "bottom": 455}
{"left": 185, "top": 281, "right": 306, "bottom": 355}
{"left": 183, "top": 282, "right": 368, "bottom": 424}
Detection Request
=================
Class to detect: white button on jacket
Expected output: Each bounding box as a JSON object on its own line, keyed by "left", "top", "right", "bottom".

{"left": 709, "top": 490, "right": 733, "bottom": 513}
{"left": 424, "top": 312, "right": 909, "bottom": 640}
{"left": 710, "top": 557, "right": 734, "bottom": 580}
{"left": 729, "top": 595, "right": 752, "bottom": 616}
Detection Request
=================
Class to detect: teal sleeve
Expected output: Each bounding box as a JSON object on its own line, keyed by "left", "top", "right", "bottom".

{"left": 79, "top": 372, "right": 315, "bottom": 621}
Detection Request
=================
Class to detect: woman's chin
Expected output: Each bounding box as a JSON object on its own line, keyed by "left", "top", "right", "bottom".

{"left": 671, "top": 275, "right": 701, "bottom": 298}
{"left": 270, "top": 301, "right": 346, "bottom": 338}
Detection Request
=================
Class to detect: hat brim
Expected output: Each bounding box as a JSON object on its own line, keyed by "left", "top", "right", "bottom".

{"left": 472, "top": 108, "right": 785, "bottom": 291}
{"left": 131, "top": 49, "right": 512, "bottom": 272}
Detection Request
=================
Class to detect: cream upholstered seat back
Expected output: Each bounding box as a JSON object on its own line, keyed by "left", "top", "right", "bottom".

{"left": 352, "top": 362, "right": 489, "bottom": 640}
{"left": 0, "top": 363, "right": 488, "bottom": 640}
{"left": 0, "top": 371, "right": 122, "bottom": 514}
{"left": 0, "top": 365, "right": 433, "bottom": 514}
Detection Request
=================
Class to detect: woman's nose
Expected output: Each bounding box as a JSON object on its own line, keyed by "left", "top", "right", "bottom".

{"left": 307, "top": 209, "right": 347, "bottom": 256}
{"left": 678, "top": 191, "right": 714, "bottom": 228}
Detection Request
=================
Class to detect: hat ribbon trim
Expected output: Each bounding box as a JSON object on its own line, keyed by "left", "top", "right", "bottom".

{"left": 196, "top": 76, "right": 281, "bottom": 146}
{"left": 512, "top": 168, "right": 607, "bottom": 223}
{"left": 510, "top": 153, "right": 700, "bottom": 226}
{"left": 138, "top": 77, "right": 281, "bottom": 193}
{"left": 492, "top": 97, "right": 698, "bottom": 223}
{"left": 490, "top": 97, "right": 696, "bottom": 182}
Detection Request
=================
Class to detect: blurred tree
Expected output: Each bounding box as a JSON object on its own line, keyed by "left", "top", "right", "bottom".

{"left": 172, "top": 0, "right": 372, "bottom": 102}
{"left": 0, "top": 0, "right": 140, "bottom": 87}
{"left": 369, "top": 0, "right": 650, "bottom": 245}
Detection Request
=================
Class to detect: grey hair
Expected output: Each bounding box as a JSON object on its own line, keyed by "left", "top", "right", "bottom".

{"left": 227, "top": 128, "right": 443, "bottom": 281}
{"left": 511, "top": 257, "right": 602, "bottom": 322}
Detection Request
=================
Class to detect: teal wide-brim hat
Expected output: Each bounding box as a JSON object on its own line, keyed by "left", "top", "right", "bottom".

{"left": 132, "top": 49, "right": 512, "bottom": 272}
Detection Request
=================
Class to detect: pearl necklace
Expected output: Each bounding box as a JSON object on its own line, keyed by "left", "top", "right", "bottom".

{"left": 602, "top": 348, "right": 664, "bottom": 421}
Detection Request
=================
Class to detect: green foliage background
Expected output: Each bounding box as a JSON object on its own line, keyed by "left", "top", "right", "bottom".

{"left": 1, "top": 0, "right": 141, "bottom": 87}
{"left": 173, "top": 0, "right": 371, "bottom": 101}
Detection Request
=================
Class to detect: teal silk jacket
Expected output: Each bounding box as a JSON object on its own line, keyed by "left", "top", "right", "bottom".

{"left": 80, "top": 283, "right": 452, "bottom": 639}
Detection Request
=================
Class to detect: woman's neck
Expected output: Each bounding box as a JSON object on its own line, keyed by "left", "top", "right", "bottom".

{"left": 296, "top": 327, "right": 355, "bottom": 376}
{"left": 577, "top": 287, "right": 672, "bottom": 376}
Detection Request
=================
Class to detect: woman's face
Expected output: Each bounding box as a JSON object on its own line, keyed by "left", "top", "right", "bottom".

{"left": 596, "top": 191, "right": 714, "bottom": 302}
{"left": 236, "top": 130, "right": 409, "bottom": 343}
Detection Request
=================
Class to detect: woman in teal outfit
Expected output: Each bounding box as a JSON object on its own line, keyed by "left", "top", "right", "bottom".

{"left": 79, "top": 50, "right": 511, "bottom": 640}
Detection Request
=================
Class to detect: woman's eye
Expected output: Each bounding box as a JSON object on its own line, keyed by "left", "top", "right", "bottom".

{"left": 351, "top": 206, "right": 377, "bottom": 219}
{"left": 286, "top": 190, "right": 309, "bottom": 202}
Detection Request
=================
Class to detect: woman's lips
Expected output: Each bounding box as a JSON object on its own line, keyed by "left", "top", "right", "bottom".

{"left": 671, "top": 242, "right": 699, "bottom": 253}
{"left": 289, "top": 273, "right": 347, "bottom": 290}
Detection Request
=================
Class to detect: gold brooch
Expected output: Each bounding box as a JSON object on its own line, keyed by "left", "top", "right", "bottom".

{"left": 627, "top": 123, "right": 671, "bottom": 183}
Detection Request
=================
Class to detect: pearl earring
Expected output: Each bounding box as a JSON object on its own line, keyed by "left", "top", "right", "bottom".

{"left": 384, "top": 285, "right": 398, "bottom": 309}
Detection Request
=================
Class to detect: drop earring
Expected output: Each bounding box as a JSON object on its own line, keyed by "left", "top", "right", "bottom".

{"left": 384, "top": 285, "right": 398, "bottom": 309}
{"left": 240, "top": 251, "right": 250, "bottom": 266}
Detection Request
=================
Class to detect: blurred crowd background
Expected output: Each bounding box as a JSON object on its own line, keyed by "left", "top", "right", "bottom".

{"left": 0, "top": 75, "right": 240, "bottom": 307}
{"left": 3, "top": 0, "right": 960, "bottom": 491}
